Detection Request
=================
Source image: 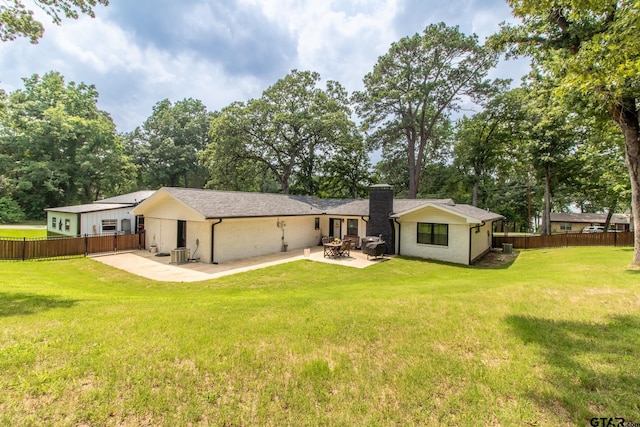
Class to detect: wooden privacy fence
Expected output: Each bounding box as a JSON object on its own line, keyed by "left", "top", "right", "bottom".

{"left": 0, "top": 231, "right": 145, "bottom": 261}
{"left": 494, "top": 231, "right": 634, "bottom": 250}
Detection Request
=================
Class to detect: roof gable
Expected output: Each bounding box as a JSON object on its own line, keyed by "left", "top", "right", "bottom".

{"left": 392, "top": 201, "right": 503, "bottom": 224}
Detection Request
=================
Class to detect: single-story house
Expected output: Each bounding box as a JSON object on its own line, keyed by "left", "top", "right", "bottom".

{"left": 45, "top": 190, "right": 155, "bottom": 237}
{"left": 131, "top": 185, "right": 503, "bottom": 266}
{"left": 550, "top": 212, "right": 631, "bottom": 233}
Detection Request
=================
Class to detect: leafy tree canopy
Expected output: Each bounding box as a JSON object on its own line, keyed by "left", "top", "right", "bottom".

{"left": 205, "top": 70, "right": 367, "bottom": 196}
{"left": 355, "top": 22, "right": 498, "bottom": 198}
{"left": 1, "top": 0, "right": 109, "bottom": 43}
{"left": 0, "top": 71, "right": 133, "bottom": 219}
{"left": 125, "top": 98, "right": 212, "bottom": 189}
{"left": 493, "top": 0, "right": 640, "bottom": 263}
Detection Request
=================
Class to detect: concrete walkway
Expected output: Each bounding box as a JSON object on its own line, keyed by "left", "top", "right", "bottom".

{"left": 92, "top": 246, "right": 389, "bottom": 282}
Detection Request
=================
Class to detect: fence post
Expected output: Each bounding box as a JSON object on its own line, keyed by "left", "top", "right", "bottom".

{"left": 84, "top": 234, "right": 88, "bottom": 257}
{"left": 22, "top": 237, "right": 26, "bottom": 261}
{"left": 114, "top": 233, "right": 118, "bottom": 253}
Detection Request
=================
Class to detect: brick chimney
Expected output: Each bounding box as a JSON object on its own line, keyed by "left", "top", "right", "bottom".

{"left": 367, "top": 184, "right": 395, "bottom": 254}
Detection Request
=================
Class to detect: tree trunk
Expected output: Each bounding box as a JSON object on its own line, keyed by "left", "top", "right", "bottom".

{"left": 281, "top": 179, "right": 290, "bottom": 195}
{"left": 540, "top": 163, "right": 552, "bottom": 236}
{"left": 527, "top": 176, "right": 532, "bottom": 233}
{"left": 472, "top": 176, "right": 479, "bottom": 207}
{"left": 604, "top": 208, "right": 614, "bottom": 232}
{"left": 611, "top": 97, "right": 640, "bottom": 266}
{"left": 408, "top": 143, "right": 418, "bottom": 199}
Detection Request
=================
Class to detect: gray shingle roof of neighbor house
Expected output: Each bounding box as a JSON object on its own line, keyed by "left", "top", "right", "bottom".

{"left": 95, "top": 190, "right": 156, "bottom": 205}
{"left": 45, "top": 191, "right": 156, "bottom": 214}
{"left": 150, "top": 187, "right": 503, "bottom": 223}
{"left": 550, "top": 212, "right": 630, "bottom": 224}
{"left": 45, "top": 203, "right": 132, "bottom": 214}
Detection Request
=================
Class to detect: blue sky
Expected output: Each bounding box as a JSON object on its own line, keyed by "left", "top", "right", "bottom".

{"left": 0, "top": 0, "right": 530, "bottom": 133}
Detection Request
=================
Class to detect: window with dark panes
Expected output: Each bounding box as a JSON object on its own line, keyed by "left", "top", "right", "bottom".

{"left": 417, "top": 223, "right": 448, "bottom": 246}
{"left": 347, "top": 219, "right": 358, "bottom": 236}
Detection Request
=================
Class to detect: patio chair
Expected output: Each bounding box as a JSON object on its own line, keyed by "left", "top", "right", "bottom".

{"left": 337, "top": 240, "right": 351, "bottom": 257}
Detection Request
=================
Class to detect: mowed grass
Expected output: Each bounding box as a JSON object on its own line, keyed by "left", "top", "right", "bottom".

{"left": 0, "top": 228, "right": 47, "bottom": 238}
{"left": 0, "top": 247, "right": 639, "bottom": 426}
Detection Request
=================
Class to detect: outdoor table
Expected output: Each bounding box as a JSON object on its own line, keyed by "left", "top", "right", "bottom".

{"left": 323, "top": 242, "right": 342, "bottom": 258}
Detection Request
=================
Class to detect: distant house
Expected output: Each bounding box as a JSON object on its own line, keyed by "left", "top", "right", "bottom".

{"left": 550, "top": 212, "right": 631, "bottom": 233}
{"left": 45, "top": 191, "right": 155, "bottom": 237}
{"left": 131, "top": 185, "right": 503, "bottom": 266}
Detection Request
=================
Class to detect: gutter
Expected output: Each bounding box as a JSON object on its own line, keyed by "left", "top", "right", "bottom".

{"left": 205, "top": 214, "right": 320, "bottom": 220}
{"left": 210, "top": 219, "right": 222, "bottom": 264}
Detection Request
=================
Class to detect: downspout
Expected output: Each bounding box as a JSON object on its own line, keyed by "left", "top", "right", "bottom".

{"left": 77, "top": 213, "right": 81, "bottom": 236}
{"left": 469, "top": 226, "right": 473, "bottom": 265}
{"left": 393, "top": 218, "right": 401, "bottom": 255}
{"left": 210, "top": 219, "right": 222, "bottom": 264}
{"left": 468, "top": 221, "right": 486, "bottom": 265}
{"left": 361, "top": 216, "right": 369, "bottom": 248}
{"left": 361, "top": 216, "right": 369, "bottom": 238}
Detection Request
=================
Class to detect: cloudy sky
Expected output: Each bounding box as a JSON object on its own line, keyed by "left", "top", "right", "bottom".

{"left": 1, "top": 0, "right": 530, "bottom": 133}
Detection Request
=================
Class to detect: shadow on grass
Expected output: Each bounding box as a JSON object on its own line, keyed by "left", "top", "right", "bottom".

{"left": 0, "top": 292, "right": 77, "bottom": 317}
{"left": 472, "top": 250, "right": 519, "bottom": 269}
{"left": 396, "top": 251, "right": 518, "bottom": 269}
{"left": 506, "top": 315, "right": 640, "bottom": 423}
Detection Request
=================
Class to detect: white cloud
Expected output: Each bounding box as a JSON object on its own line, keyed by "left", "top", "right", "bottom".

{"left": 0, "top": 0, "right": 528, "bottom": 133}
{"left": 238, "top": 0, "right": 401, "bottom": 90}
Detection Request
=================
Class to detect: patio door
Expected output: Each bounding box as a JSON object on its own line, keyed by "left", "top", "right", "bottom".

{"left": 177, "top": 220, "right": 187, "bottom": 248}
{"left": 329, "top": 218, "right": 342, "bottom": 239}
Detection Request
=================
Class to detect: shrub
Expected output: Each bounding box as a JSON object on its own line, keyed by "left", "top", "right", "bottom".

{"left": 0, "top": 197, "right": 26, "bottom": 224}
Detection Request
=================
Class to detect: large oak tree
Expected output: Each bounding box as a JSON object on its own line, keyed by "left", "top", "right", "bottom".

{"left": 0, "top": 71, "right": 133, "bottom": 218}
{"left": 205, "top": 70, "right": 364, "bottom": 196}
{"left": 125, "top": 98, "right": 212, "bottom": 189}
{"left": 355, "top": 23, "right": 498, "bottom": 198}
{"left": 494, "top": 0, "right": 640, "bottom": 264}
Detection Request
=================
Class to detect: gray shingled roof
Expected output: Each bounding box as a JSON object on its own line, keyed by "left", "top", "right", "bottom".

{"left": 45, "top": 203, "right": 131, "bottom": 214}
{"left": 389, "top": 199, "right": 503, "bottom": 222}
{"left": 162, "top": 187, "right": 325, "bottom": 218}
{"left": 96, "top": 190, "right": 156, "bottom": 205}
{"left": 437, "top": 203, "right": 505, "bottom": 222}
{"left": 155, "top": 187, "right": 502, "bottom": 223}
{"left": 550, "top": 212, "right": 630, "bottom": 224}
{"left": 45, "top": 190, "right": 156, "bottom": 214}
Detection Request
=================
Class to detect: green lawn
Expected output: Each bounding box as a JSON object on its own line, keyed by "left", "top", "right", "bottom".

{"left": 0, "top": 228, "right": 47, "bottom": 238}
{"left": 1, "top": 247, "right": 639, "bottom": 426}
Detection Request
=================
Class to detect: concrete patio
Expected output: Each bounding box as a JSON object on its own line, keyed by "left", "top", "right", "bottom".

{"left": 92, "top": 245, "right": 390, "bottom": 282}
